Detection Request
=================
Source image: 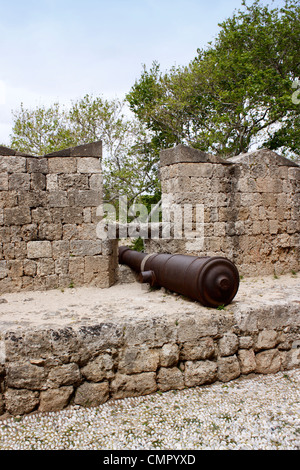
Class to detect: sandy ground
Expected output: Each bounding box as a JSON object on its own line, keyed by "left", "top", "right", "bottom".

{"left": 0, "top": 272, "right": 299, "bottom": 330}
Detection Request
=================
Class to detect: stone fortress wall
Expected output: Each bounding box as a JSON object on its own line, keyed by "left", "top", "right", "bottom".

{"left": 0, "top": 142, "right": 118, "bottom": 295}
{"left": 0, "top": 142, "right": 299, "bottom": 417}
{"left": 1, "top": 141, "right": 299, "bottom": 295}
{"left": 146, "top": 145, "right": 300, "bottom": 277}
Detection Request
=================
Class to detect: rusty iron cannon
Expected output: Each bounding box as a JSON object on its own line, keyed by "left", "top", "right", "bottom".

{"left": 118, "top": 246, "right": 240, "bottom": 308}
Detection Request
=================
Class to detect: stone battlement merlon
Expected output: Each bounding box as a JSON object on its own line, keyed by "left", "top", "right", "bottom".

{"left": 0, "top": 141, "right": 117, "bottom": 295}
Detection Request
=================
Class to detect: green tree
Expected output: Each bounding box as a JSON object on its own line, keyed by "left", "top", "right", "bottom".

{"left": 10, "top": 102, "right": 74, "bottom": 155}
{"left": 126, "top": 0, "right": 300, "bottom": 160}
{"left": 10, "top": 95, "right": 160, "bottom": 205}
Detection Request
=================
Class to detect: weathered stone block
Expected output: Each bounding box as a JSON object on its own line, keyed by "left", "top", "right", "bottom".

{"left": 239, "top": 336, "right": 253, "bottom": 349}
{"left": 46, "top": 174, "right": 58, "bottom": 190}
{"left": 0, "top": 394, "right": 3, "bottom": 415}
{"left": 78, "top": 323, "right": 123, "bottom": 355}
{"left": 31, "top": 173, "right": 46, "bottom": 191}
{"left": 255, "top": 330, "right": 279, "bottom": 351}
{"left": 63, "top": 224, "right": 78, "bottom": 240}
{"left": 77, "top": 224, "right": 98, "bottom": 240}
{"left": 81, "top": 353, "right": 114, "bottom": 382}
{"left": 18, "top": 190, "right": 47, "bottom": 208}
{"left": 26, "top": 157, "right": 48, "bottom": 174}
{"left": 118, "top": 346, "right": 160, "bottom": 374}
{"left": 55, "top": 258, "right": 69, "bottom": 275}
{"left": 39, "top": 386, "right": 73, "bottom": 412}
{"left": 84, "top": 255, "right": 110, "bottom": 274}
{"left": 269, "top": 220, "right": 279, "bottom": 234}
{"left": 177, "top": 315, "right": 218, "bottom": 342}
{"left": 0, "top": 191, "right": 18, "bottom": 209}
{"left": 52, "top": 240, "right": 69, "bottom": 259}
{"left": 47, "top": 363, "right": 81, "bottom": 388}
{"left": 0, "top": 341, "right": 5, "bottom": 364}
{"left": 110, "top": 372, "right": 157, "bottom": 399}
{"left": 9, "top": 173, "right": 31, "bottom": 190}
{"left": 280, "top": 348, "right": 300, "bottom": 370}
{"left": 58, "top": 174, "right": 89, "bottom": 190}
{"left": 69, "top": 256, "right": 84, "bottom": 275}
{"left": 21, "top": 223, "right": 38, "bottom": 241}
{"left": 74, "top": 381, "right": 109, "bottom": 407}
{"left": 77, "top": 157, "right": 101, "bottom": 174}
{"left": 48, "top": 190, "right": 68, "bottom": 208}
{"left": 48, "top": 157, "right": 77, "bottom": 174}
{"left": 27, "top": 241, "right": 52, "bottom": 259}
{"left": 31, "top": 208, "right": 53, "bottom": 224}
{"left": 0, "top": 173, "right": 8, "bottom": 190}
{"left": 49, "top": 327, "right": 81, "bottom": 362}
{"left": 184, "top": 360, "right": 218, "bottom": 387}
{"left": 234, "top": 307, "right": 258, "bottom": 333}
{"left": 217, "top": 355, "right": 241, "bottom": 382}
{"left": 36, "top": 259, "right": 55, "bottom": 276}
{"left": 70, "top": 240, "right": 102, "bottom": 257}
{"left": 255, "top": 349, "right": 281, "bottom": 374}
{"left": 4, "top": 389, "right": 39, "bottom": 415}
{"left": 180, "top": 337, "right": 215, "bottom": 361}
{"left": 218, "top": 333, "right": 239, "bottom": 357}
{"left": 75, "top": 190, "right": 102, "bottom": 207}
{"left": 160, "top": 343, "right": 179, "bottom": 367}
{"left": 0, "top": 156, "right": 26, "bottom": 173}
{"left": 89, "top": 174, "right": 102, "bottom": 190}
{"left": 6, "top": 361, "right": 46, "bottom": 390}
{"left": 7, "top": 260, "right": 23, "bottom": 278}
{"left": 62, "top": 207, "right": 84, "bottom": 224}
{"left": 38, "top": 222, "right": 62, "bottom": 240}
{"left": 0, "top": 260, "right": 7, "bottom": 279}
{"left": 83, "top": 207, "right": 92, "bottom": 223}
{"left": 157, "top": 367, "right": 185, "bottom": 391}
{"left": 4, "top": 207, "right": 31, "bottom": 225}
{"left": 238, "top": 349, "right": 256, "bottom": 374}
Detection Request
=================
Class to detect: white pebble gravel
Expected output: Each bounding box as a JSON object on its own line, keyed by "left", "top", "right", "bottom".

{"left": 0, "top": 370, "right": 299, "bottom": 451}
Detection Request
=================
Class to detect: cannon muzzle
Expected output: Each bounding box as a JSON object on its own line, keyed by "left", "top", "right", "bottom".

{"left": 118, "top": 246, "right": 240, "bottom": 308}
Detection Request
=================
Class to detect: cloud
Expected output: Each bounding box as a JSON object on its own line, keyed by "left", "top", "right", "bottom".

{"left": 0, "top": 0, "right": 280, "bottom": 145}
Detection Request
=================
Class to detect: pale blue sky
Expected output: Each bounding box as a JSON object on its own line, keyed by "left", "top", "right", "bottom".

{"left": 0, "top": 0, "right": 285, "bottom": 144}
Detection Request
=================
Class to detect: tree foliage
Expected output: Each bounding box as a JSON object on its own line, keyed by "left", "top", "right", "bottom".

{"left": 126, "top": 0, "right": 300, "bottom": 160}
{"left": 10, "top": 95, "right": 160, "bottom": 205}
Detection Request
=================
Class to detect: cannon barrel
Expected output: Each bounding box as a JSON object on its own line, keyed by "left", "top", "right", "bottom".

{"left": 118, "top": 246, "right": 240, "bottom": 308}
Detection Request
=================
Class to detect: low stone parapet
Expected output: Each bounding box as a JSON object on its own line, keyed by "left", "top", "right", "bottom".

{"left": 0, "top": 274, "right": 299, "bottom": 416}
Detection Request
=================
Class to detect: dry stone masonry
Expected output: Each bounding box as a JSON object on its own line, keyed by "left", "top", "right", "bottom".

{"left": 0, "top": 141, "right": 299, "bottom": 417}
{"left": 0, "top": 142, "right": 118, "bottom": 295}
{"left": 0, "top": 277, "right": 299, "bottom": 416}
{"left": 146, "top": 145, "right": 300, "bottom": 277}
